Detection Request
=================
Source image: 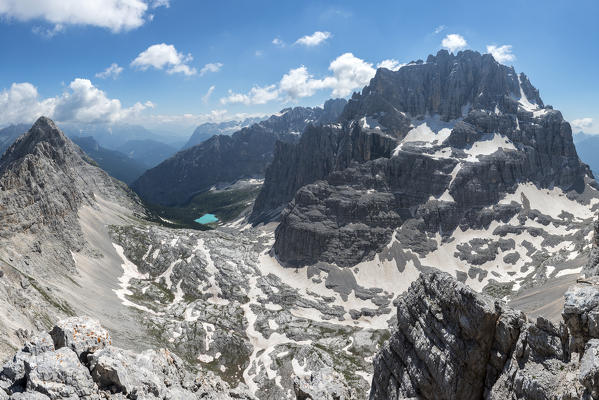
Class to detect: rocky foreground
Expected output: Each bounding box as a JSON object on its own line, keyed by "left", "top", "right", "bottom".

{"left": 0, "top": 316, "right": 254, "bottom": 400}
{"left": 370, "top": 270, "right": 599, "bottom": 399}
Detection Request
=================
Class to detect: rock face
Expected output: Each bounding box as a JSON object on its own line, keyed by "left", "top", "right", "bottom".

{"left": 369, "top": 271, "right": 599, "bottom": 400}
{"left": 0, "top": 317, "right": 254, "bottom": 399}
{"left": 132, "top": 99, "right": 346, "bottom": 206}
{"left": 255, "top": 50, "right": 595, "bottom": 267}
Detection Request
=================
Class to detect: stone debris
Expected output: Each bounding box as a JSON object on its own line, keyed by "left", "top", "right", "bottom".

{"left": 0, "top": 317, "right": 255, "bottom": 400}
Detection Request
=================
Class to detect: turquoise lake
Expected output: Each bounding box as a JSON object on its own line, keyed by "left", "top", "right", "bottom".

{"left": 195, "top": 214, "right": 219, "bottom": 224}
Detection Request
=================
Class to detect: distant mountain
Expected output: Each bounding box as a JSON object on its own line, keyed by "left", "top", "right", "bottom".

{"left": 59, "top": 122, "right": 186, "bottom": 151}
{"left": 0, "top": 123, "right": 29, "bottom": 157}
{"left": 132, "top": 99, "right": 347, "bottom": 206}
{"left": 573, "top": 132, "right": 599, "bottom": 176}
{"left": 183, "top": 117, "right": 264, "bottom": 150}
{"left": 71, "top": 136, "right": 147, "bottom": 184}
{"left": 119, "top": 139, "right": 178, "bottom": 169}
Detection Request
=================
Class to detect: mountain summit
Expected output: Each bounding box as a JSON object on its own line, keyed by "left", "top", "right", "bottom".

{"left": 251, "top": 50, "right": 597, "bottom": 292}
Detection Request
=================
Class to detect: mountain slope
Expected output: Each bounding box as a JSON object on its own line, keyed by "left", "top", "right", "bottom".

{"left": 132, "top": 99, "right": 347, "bottom": 206}
{"left": 72, "top": 136, "right": 147, "bottom": 184}
{"left": 0, "top": 117, "right": 149, "bottom": 357}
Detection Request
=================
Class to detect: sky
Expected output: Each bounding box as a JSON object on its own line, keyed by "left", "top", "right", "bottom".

{"left": 0, "top": 0, "right": 598, "bottom": 137}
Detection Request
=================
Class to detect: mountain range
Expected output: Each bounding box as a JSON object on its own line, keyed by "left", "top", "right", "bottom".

{"left": 182, "top": 117, "right": 265, "bottom": 150}
{"left": 131, "top": 98, "right": 347, "bottom": 207}
{"left": 2, "top": 50, "right": 599, "bottom": 399}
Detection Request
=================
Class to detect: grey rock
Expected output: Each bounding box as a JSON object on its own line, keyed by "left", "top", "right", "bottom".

{"left": 8, "top": 393, "right": 50, "bottom": 400}
{"left": 25, "top": 347, "right": 96, "bottom": 399}
{"left": 580, "top": 339, "right": 599, "bottom": 398}
{"left": 369, "top": 270, "right": 599, "bottom": 400}
{"left": 1, "top": 318, "right": 255, "bottom": 400}
{"left": 49, "top": 317, "right": 111, "bottom": 359}
{"left": 293, "top": 367, "right": 353, "bottom": 399}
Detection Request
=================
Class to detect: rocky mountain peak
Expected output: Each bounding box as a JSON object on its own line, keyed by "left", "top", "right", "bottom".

{"left": 343, "top": 50, "right": 543, "bottom": 129}
{"left": 0, "top": 116, "right": 87, "bottom": 174}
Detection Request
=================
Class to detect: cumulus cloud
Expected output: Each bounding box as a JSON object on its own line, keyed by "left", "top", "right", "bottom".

{"left": 434, "top": 25, "right": 446, "bottom": 34}
{"left": 486, "top": 44, "right": 515, "bottom": 64}
{"left": 202, "top": 85, "right": 215, "bottom": 103}
{"left": 220, "top": 52, "right": 377, "bottom": 105}
{"left": 131, "top": 43, "right": 196, "bottom": 75}
{"left": 441, "top": 33, "right": 467, "bottom": 53}
{"left": 0, "top": 0, "right": 167, "bottom": 32}
{"left": 220, "top": 85, "right": 279, "bottom": 105}
{"left": 326, "top": 53, "right": 375, "bottom": 97}
{"left": 95, "top": 63, "right": 124, "bottom": 79}
{"left": 295, "top": 31, "right": 331, "bottom": 47}
{"left": 0, "top": 79, "right": 151, "bottom": 126}
{"left": 571, "top": 118, "right": 593, "bottom": 131}
{"left": 377, "top": 59, "right": 405, "bottom": 71}
{"left": 0, "top": 82, "right": 56, "bottom": 126}
{"left": 199, "top": 62, "right": 223, "bottom": 76}
{"left": 272, "top": 37, "right": 284, "bottom": 46}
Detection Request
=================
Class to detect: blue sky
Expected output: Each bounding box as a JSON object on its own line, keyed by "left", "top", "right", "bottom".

{"left": 0, "top": 0, "right": 598, "bottom": 136}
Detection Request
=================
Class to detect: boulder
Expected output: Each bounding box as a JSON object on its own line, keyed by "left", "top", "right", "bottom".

{"left": 49, "top": 316, "right": 111, "bottom": 360}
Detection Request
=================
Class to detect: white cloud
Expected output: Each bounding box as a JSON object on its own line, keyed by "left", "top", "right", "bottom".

{"left": 32, "top": 23, "right": 64, "bottom": 38}
{"left": 131, "top": 43, "right": 196, "bottom": 75}
{"left": 255, "top": 50, "right": 263, "bottom": 57}
{"left": 295, "top": 31, "right": 331, "bottom": 47}
{"left": 441, "top": 33, "right": 467, "bottom": 53}
{"left": 377, "top": 59, "right": 405, "bottom": 71}
{"left": 434, "top": 25, "right": 446, "bottom": 34}
{"left": 0, "top": 79, "right": 151, "bottom": 126}
{"left": 220, "top": 52, "right": 378, "bottom": 105}
{"left": 199, "top": 62, "right": 223, "bottom": 76}
{"left": 272, "top": 37, "right": 284, "bottom": 46}
{"left": 150, "top": 0, "right": 169, "bottom": 8}
{"left": 0, "top": 0, "right": 164, "bottom": 32}
{"left": 220, "top": 85, "right": 279, "bottom": 105}
{"left": 326, "top": 53, "right": 375, "bottom": 97}
{"left": 0, "top": 82, "right": 56, "bottom": 126}
{"left": 486, "top": 44, "right": 515, "bottom": 64}
{"left": 202, "top": 85, "right": 215, "bottom": 103}
{"left": 95, "top": 63, "right": 124, "bottom": 79}
{"left": 279, "top": 66, "right": 332, "bottom": 99}
{"left": 571, "top": 118, "right": 593, "bottom": 131}
{"left": 53, "top": 79, "right": 150, "bottom": 123}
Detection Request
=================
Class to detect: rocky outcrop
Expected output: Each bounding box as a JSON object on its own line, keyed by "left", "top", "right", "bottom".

{"left": 249, "top": 121, "right": 398, "bottom": 225}
{"left": 132, "top": 100, "right": 347, "bottom": 206}
{"left": 369, "top": 271, "right": 599, "bottom": 400}
{"left": 262, "top": 50, "right": 595, "bottom": 267}
{"left": 0, "top": 317, "right": 254, "bottom": 399}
